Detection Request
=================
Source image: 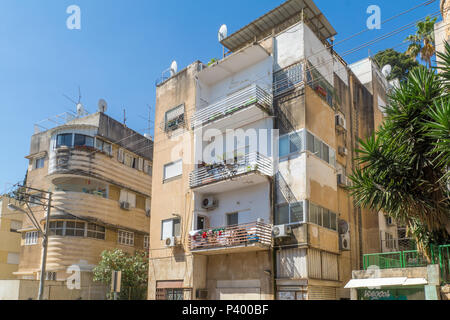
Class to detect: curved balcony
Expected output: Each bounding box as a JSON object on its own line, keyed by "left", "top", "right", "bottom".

{"left": 51, "top": 191, "right": 149, "bottom": 234}
{"left": 189, "top": 152, "right": 273, "bottom": 193}
{"left": 191, "top": 84, "right": 273, "bottom": 131}
{"left": 48, "top": 146, "right": 151, "bottom": 196}
{"left": 188, "top": 221, "right": 272, "bottom": 255}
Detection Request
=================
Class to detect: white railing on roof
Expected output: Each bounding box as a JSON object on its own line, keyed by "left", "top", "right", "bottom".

{"left": 191, "top": 84, "right": 272, "bottom": 129}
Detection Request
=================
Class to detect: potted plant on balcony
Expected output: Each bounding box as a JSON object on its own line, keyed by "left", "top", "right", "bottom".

{"left": 208, "top": 112, "right": 223, "bottom": 122}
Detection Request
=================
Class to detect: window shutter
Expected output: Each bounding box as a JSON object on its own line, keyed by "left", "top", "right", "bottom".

{"left": 118, "top": 149, "right": 124, "bottom": 163}
{"left": 138, "top": 158, "right": 144, "bottom": 171}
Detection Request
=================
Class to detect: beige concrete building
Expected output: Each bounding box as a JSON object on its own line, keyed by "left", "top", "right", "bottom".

{"left": 0, "top": 196, "right": 23, "bottom": 279}
{"left": 14, "top": 111, "right": 152, "bottom": 292}
{"left": 148, "top": 0, "right": 389, "bottom": 300}
{"left": 436, "top": 0, "right": 450, "bottom": 67}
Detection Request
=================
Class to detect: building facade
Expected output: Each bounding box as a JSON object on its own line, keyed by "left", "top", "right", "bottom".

{"left": 0, "top": 196, "right": 23, "bottom": 279}
{"left": 15, "top": 112, "right": 153, "bottom": 288}
{"left": 148, "top": 0, "right": 388, "bottom": 300}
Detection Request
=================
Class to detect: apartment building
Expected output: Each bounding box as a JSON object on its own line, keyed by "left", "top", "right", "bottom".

{"left": 148, "top": 0, "right": 388, "bottom": 300}
{"left": 0, "top": 196, "right": 23, "bottom": 279}
{"left": 436, "top": 0, "right": 450, "bottom": 67}
{"left": 15, "top": 111, "right": 152, "bottom": 288}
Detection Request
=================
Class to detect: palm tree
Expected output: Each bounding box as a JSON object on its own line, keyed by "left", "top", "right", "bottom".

{"left": 349, "top": 44, "right": 450, "bottom": 259}
{"left": 405, "top": 16, "right": 437, "bottom": 68}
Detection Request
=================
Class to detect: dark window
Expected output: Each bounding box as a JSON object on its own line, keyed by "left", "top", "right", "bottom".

{"left": 56, "top": 134, "right": 73, "bottom": 148}
{"left": 74, "top": 134, "right": 94, "bottom": 147}
{"left": 275, "top": 204, "right": 290, "bottom": 225}
{"left": 227, "top": 213, "right": 239, "bottom": 226}
{"left": 197, "top": 216, "right": 205, "bottom": 230}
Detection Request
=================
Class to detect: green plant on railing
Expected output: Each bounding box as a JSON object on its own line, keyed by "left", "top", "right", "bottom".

{"left": 208, "top": 112, "right": 223, "bottom": 122}
{"left": 208, "top": 58, "right": 218, "bottom": 66}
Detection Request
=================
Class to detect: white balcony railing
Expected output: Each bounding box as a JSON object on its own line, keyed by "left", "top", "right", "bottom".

{"left": 189, "top": 152, "right": 273, "bottom": 189}
{"left": 191, "top": 84, "right": 272, "bottom": 129}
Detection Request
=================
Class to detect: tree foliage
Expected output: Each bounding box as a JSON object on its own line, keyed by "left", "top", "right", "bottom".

{"left": 349, "top": 43, "right": 450, "bottom": 259}
{"left": 93, "top": 249, "right": 148, "bottom": 300}
{"left": 405, "top": 16, "right": 437, "bottom": 68}
{"left": 374, "top": 49, "right": 419, "bottom": 82}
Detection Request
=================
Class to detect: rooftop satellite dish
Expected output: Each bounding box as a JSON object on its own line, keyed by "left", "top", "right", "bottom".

{"left": 76, "top": 103, "right": 85, "bottom": 116}
{"left": 382, "top": 64, "right": 392, "bottom": 78}
{"left": 170, "top": 61, "right": 178, "bottom": 76}
{"left": 98, "top": 99, "right": 108, "bottom": 113}
{"left": 218, "top": 24, "right": 228, "bottom": 42}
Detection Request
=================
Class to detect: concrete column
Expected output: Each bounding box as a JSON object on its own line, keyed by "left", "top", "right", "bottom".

{"left": 425, "top": 264, "right": 441, "bottom": 300}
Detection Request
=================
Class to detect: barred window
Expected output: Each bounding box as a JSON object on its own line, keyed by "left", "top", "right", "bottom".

{"left": 144, "top": 235, "right": 150, "bottom": 249}
{"left": 118, "top": 230, "right": 134, "bottom": 246}
{"left": 87, "top": 223, "right": 106, "bottom": 240}
{"left": 25, "top": 231, "right": 38, "bottom": 245}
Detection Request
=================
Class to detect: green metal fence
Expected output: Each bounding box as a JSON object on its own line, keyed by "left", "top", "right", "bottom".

{"left": 363, "top": 252, "right": 403, "bottom": 270}
{"left": 363, "top": 245, "right": 450, "bottom": 284}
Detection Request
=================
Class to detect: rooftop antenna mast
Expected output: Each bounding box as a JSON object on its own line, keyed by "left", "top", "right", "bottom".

{"left": 218, "top": 24, "right": 228, "bottom": 58}
{"left": 123, "top": 108, "right": 127, "bottom": 126}
{"left": 63, "top": 86, "right": 87, "bottom": 117}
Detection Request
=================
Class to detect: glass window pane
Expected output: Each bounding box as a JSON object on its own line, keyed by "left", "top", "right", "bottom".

{"left": 329, "top": 149, "right": 336, "bottom": 167}
{"left": 74, "top": 134, "right": 85, "bottom": 146}
{"left": 85, "top": 136, "right": 94, "bottom": 147}
{"left": 279, "top": 136, "right": 289, "bottom": 157}
{"left": 314, "top": 139, "right": 322, "bottom": 159}
{"left": 275, "top": 205, "right": 289, "bottom": 225}
{"left": 307, "top": 132, "right": 315, "bottom": 153}
{"left": 323, "top": 209, "right": 330, "bottom": 229}
{"left": 173, "top": 219, "right": 181, "bottom": 236}
{"left": 290, "top": 203, "right": 303, "bottom": 223}
{"left": 322, "top": 144, "right": 329, "bottom": 163}
{"left": 227, "top": 213, "right": 238, "bottom": 226}
{"left": 290, "top": 133, "right": 301, "bottom": 154}
{"left": 330, "top": 212, "right": 337, "bottom": 231}
{"left": 57, "top": 134, "right": 72, "bottom": 147}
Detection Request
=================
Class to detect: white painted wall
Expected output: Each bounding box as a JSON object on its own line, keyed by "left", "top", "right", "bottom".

{"left": 306, "top": 154, "right": 337, "bottom": 196}
{"left": 195, "top": 182, "right": 270, "bottom": 229}
{"left": 349, "top": 58, "right": 372, "bottom": 86}
{"left": 334, "top": 56, "right": 349, "bottom": 86}
{"left": 277, "top": 153, "right": 307, "bottom": 204}
{"left": 274, "top": 23, "right": 304, "bottom": 71}
{"left": 198, "top": 57, "right": 273, "bottom": 110}
{"left": 303, "top": 23, "right": 334, "bottom": 85}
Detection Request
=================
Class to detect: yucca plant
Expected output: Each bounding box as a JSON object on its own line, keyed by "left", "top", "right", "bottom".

{"left": 349, "top": 44, "right": 450, "bottom": 260}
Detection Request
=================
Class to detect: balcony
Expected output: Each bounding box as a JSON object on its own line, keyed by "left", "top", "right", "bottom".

{"left": 189, "top": 221, "right": 272, "bottom": 255}
{"left": 189, "top": 152, "right": 273, "bottom": 192}
{"left": 191, "top": 84, "right": 272, "bottom": 130}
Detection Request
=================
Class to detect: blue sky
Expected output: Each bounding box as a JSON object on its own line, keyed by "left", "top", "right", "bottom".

{"left": 0, "top": 0, "right": 441, "bottom": 191}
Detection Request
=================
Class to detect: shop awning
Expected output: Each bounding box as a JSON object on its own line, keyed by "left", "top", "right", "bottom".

{"left": 345, "top": 277, "right": 428, "bottom": 289}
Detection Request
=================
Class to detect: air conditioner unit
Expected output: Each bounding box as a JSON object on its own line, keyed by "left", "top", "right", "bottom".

{"left": 337, "top": 174, "right": 347, "bottom": 187}
{"left": 335, "top": 114, "right": 347, "bottom": 130}
{"left": 120, "top": 201, "right": 130, "bottom": 210}
{"left": 201, "top": 197, "right": 218, "bottom": 210}
{"left": 340, "top": 233, "right": 351, "bottom": 251}
{"left": 338, "top": 146, "right": 348, "bottom": 156}
{"left": 272, "top": 225, "right": 292, "bottom": 238}
{"left": 165, "top": 236, "right": 179, "bottom": 248}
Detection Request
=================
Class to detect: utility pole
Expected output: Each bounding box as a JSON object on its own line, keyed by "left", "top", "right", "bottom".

{"left": 37, "top": 192, "right": 52, "bottom": 300}
{"left": 7, "top": 184, "right": 52, "bottom": 300}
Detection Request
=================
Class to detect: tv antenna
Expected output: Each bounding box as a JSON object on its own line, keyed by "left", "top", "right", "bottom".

{"left": 138, "top": 104, "right": 154, "bottom": 140}
{"left": 63, "top": 86, "right": 88, "bottom": 117}
{"left": 381, "top": 65, "right": 392, "bottom": 79}
{"left": 98, "top": 99, "right": 108, "bottom": 113}
{"left": 218, "top": 24, "right": 228, "bottom": 58}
